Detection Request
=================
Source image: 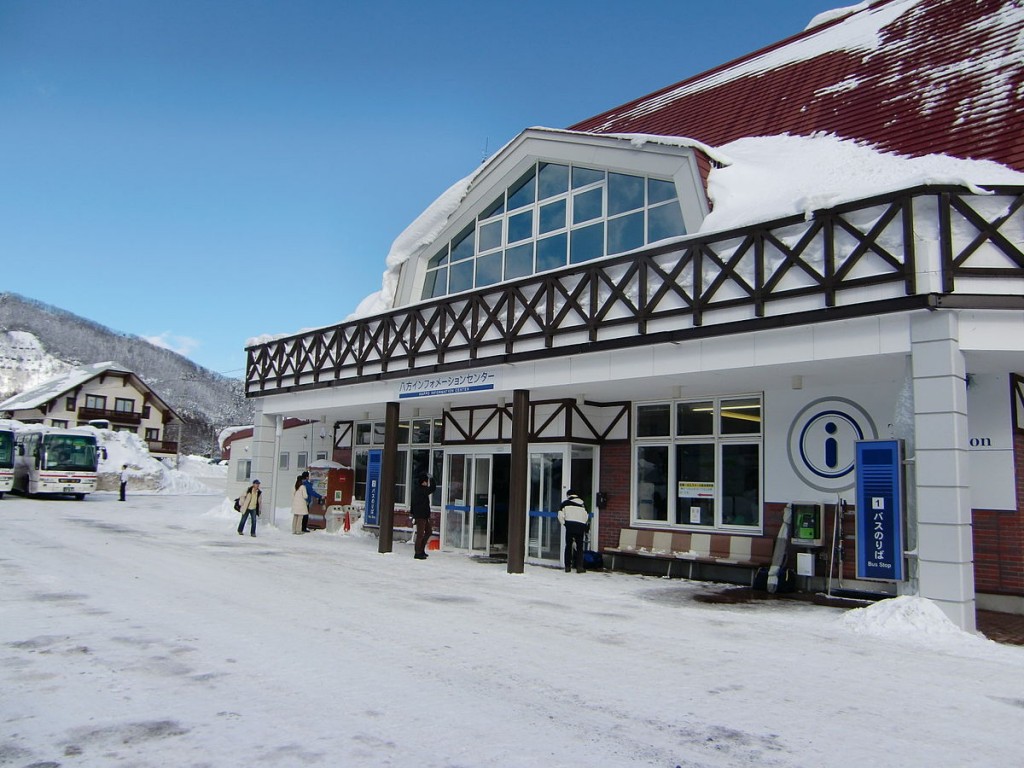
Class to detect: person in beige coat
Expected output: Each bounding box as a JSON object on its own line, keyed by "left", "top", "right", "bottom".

{"left": 291, "top": 475, "right": 309, "bottom": 534}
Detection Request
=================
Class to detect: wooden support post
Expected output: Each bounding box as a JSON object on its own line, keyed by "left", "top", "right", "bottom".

{"left": 507, "top": 389, "right": 529, "bottom": 574}
{"left": 377, "top": 401, "right": 399, "bottom": 554}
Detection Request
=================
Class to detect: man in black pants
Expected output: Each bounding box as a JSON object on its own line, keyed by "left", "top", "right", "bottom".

{"left": 558, "top": 489, "right": 589, "bottom": 573}
{"left": 410, "top": 474, "right": 436, "bottom": 560}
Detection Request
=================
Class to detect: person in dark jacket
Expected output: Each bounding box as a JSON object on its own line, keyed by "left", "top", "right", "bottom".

{"left": 237, "top": 480, "right": 262, "bottom": 537}
{"left": 410, "top": 474, "right": 436, "bottom": 560}
{"left": 558, "top": 489, "right": 590, "bottom": 573}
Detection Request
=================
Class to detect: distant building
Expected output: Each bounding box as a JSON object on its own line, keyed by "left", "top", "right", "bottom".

{"left": 241, "top": 0, "right": 1024, "bottom": 630}
{"left": 0, "top": 362, "right": 183, "bottom": 457}
{"left": 222, "top": 418, "right": 335, "bottom": 508}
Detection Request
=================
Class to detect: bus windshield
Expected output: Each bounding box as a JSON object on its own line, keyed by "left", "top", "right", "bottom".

{"left": 0, "top": 431, "right": 12, "bottom": 469}
{"left": 42, "top": 434, "right": 98, "bottom": 472}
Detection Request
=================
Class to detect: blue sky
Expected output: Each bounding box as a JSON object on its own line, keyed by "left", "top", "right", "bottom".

{"left": 1, "top": 0, "right": 843, "bottom": 376}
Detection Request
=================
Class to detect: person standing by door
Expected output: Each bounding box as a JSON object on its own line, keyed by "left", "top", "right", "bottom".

{"left": 558, "top": 489, "right": 590, "bottom": 573}
{"left": 237, "top": 479, "right": 262, "bottom": 537}
{"left": 410, "top": 474, "right": 436, "bottom": 560}
{"left": 119, "top": 465, "right": 129, "bottom": 501}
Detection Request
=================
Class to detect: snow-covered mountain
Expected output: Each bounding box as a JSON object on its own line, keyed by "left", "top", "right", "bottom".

{"left": 0, "top": 292, "right": 253, "bottom": 455}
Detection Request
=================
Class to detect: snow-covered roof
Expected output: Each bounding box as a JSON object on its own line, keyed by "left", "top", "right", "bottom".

{"left": 0, "top": 361, "right": 179, "bottom": 420}
{"left": 571, "top": 0, "right": 1024, "bottom": 172}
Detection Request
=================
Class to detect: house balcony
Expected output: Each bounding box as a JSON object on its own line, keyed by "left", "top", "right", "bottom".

{"left": 79, "top": 406, "right": 142, "bottom": 425}
{"left": 147, "top": 440, "right": 178, "bottom": 455}
{"left": 245, "top": 185, "right": 1024, "bottom": 398}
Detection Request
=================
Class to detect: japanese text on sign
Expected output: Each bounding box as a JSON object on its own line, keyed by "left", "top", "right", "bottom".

{"left": 397, "top": 370, "right": 498, "bottom": 399}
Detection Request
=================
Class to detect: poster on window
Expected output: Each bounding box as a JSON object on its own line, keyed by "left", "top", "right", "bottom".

{"left": 678, "top": 481, "right": 715, "bottom": 499}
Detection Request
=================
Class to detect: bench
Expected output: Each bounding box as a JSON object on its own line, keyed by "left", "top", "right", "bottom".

{"left": 603, "top": 528, "right": 774, "bottom": 583}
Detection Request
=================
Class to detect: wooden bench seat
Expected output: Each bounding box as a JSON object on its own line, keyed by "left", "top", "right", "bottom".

{"left": 603, "top": 528, "right": 774, "bottom": 582}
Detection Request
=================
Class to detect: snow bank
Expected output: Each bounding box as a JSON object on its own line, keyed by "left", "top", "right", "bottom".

{"left": 92, "top": 427, "right": 223, "bottom": 495}
{"left": 839, "top": 595, "right": 987, "bottom": 647}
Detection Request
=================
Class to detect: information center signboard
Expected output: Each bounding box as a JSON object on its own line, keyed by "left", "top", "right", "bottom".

{"left": 855, "top": 439, "right": 906, "bottom": 582}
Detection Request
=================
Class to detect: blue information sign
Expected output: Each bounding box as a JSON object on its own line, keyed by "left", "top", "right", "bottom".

{"left": 364, "top": 449, "right": 382, "bottom": 527}
{"left": 855, "top": 440, "right": 905, "bottom": 581}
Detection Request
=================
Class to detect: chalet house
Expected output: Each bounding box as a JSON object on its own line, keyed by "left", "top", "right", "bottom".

{"left": 0, "top": 362, "right": 183, "bottom": 457}
{"left": 241, "top": 0, "right": 1024, "bottom": 630}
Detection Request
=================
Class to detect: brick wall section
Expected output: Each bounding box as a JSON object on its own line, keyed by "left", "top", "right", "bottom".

{"left": 597, "top": 442, "right": 631, "bottom": 550}
{"left": 973, "top": 429, "right": 1024, "bottom": 596}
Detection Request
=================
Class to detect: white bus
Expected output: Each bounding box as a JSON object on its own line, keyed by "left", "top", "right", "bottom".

{"left": 13, "top": 427, "right": 102, "bottom": 500}
{"left": 0, "top": 427, "right": 13, "bottom": 498}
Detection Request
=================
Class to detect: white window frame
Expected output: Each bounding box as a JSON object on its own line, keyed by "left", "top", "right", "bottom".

{"left": 632, "top": 394, "right": 763, "bottom": 532}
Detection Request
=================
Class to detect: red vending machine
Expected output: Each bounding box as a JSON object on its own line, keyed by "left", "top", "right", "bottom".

{"left": 306, "top": 461, "right": 354, "bottom": 530}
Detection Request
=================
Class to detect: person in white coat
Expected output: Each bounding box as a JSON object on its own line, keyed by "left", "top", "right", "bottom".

{"left": 291, "top": 475, "right": 309, "bottom": 534}
{"left": 557, "top": 489, "right": 590, "bottom": 573}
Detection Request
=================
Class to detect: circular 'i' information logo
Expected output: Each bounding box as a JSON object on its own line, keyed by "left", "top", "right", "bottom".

{"left": 786, "top": 397, "right": 877, "bottom": 492}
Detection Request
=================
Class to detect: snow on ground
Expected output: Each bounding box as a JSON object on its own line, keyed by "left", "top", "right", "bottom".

{"left": 1, "top": 493, "right": 1022, "bottom": 767}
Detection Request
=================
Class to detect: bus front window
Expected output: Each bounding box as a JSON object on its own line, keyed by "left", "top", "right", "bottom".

{"left": 0, "top": 433, "right": 12, "bottom": 469}
{"left": 42, "top": 436, "right": 98, "bottom": 472}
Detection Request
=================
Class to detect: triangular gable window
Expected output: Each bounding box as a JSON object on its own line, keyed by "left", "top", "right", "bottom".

{"left": 421, "top": 161, "right": 686, "bottom": 300}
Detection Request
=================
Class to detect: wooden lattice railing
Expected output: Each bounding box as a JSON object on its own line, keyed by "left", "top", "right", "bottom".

{"left": 246, "top": 185, "right": 1024, "bottom": 397}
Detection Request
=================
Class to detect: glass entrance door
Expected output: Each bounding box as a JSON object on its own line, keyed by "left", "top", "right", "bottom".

{"left": 444, "top": 452, "right": 511, "bottom": 556}
{"left": 526, "top": 445, "right": 597, "bottom": 565}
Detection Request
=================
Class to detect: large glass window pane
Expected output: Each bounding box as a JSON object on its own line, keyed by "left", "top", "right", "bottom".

{"left": 475, "top": 252, "right": 502, "bottom": 288}
{"left": 648, "top": 178, "right": 677, "bottom": 205}
{"left": 412, "top": 419, "right": 432, "bottom": 444}
{"left": 481, "top": 195, "right": 505, "bottom": 219}
{"left": 570, "top": 222, "right": 604, "bottom": 264}
{"left": 394, "top": 450, "right": 409, "bottom": 505}
{"left": 572, "top": 166, "right": 603, "bottom": 189}
{"left": 538, "top": 163, "right": 569, "bottom": 200}
{"left": 637, "top": 403, "right": 670, "bottom": 437}
{"left": 422, "top": 267, "right": 447, "bottom": 299}
{"left": 539, "top": 199, "right": 566, "bottom": 234}
{"left": 636, "top": 445, "right": 669, "bottom": 522}
{"left": 354, "top": 452, "right": 367, "bottom": 500}
{"left": 648, "top": 202, "right": 686, "bottom": 242}
{"left": 479, "top": 220, "right": 502, "bottom": 252}
{"left": 449, "top": 259, "right": 474, "bottom": 293}
{"left": 607, "top": 211, "right": 644, "bottom": 255}
{"left": 677, "top": 401, "right": 714, "bottom": 436}
{"left": 721, "top": 397, "right": 762, "bottom": 435}
{"left": 507, "top": 166, "right": 537, "bottom": 210}
{"left": 608, "top": 172, "right": 645, "bottom": 215}
{"left": 508, "top": 210, "right": 533, "bottom": 243}
{"left": 536, "top": 233, "right": 567, "bottom": 272}
{"left": 722, "top": 444, "right": 760, "bottom": 526}
{"left": 573, "top": 188, "right": 603, "bottom": 224}
{"left": 504, "top": 243, "right": 534, "bottom": 280}
{"left": 451, "top": 224, "right": 475, "bottom": 262}
{"left": 427, "top": 246, "right": 448, "bottom": 268}
{"left": 676, "top": 443, "right": 715, "bottom": 526}
{"left": 356, "top": 423, "right": 372, "bottom": 445}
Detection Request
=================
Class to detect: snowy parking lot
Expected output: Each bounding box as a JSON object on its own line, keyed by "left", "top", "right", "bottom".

{"left": 2, "top": 492, "right": 1023, "bottom": 767}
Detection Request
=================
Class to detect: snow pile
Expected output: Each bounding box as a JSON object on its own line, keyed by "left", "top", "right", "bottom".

{"left": 700, "top": 133, "right": 1024, "bottom": 234}
{"left": 840, "top": 595, "right": 985, "bottom": 646}
{"left": 92, "top": 427, "right": 222, "bottom": 495}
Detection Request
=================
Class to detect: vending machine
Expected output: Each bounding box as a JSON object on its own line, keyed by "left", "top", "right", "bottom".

{"left": 305, "top": 462, "right": 354, "bottom": 529}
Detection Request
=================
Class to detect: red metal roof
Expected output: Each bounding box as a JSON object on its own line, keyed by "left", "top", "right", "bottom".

{"left": 570, "top": 0, "right": 1024, "bottom": 172}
